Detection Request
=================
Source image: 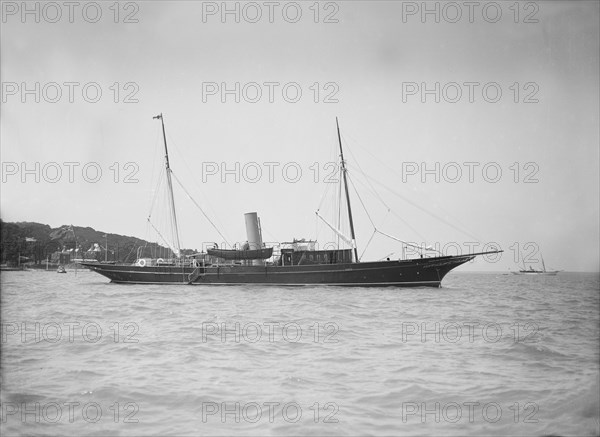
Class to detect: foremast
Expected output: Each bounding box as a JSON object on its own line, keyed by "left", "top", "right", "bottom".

{"left": 153, "top": 113, "right": 181, "bottom": 258}
{"left": 336, "top": 117, "right": 359, "bottom": 263}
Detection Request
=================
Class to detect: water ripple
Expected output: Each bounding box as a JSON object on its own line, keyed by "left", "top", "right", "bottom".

{"left": 1, "top": 270, "right": 598, "bottom": 436}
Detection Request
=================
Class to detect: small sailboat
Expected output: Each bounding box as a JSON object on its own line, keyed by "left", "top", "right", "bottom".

{"left": 82, "top": 114, "right": 501, "bottom": 286}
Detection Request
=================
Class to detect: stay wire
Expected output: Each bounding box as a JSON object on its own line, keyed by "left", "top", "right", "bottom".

{"left": 170, "top": 171, "right": 230, "bottom": 247}
{"left": 341, "top": 131, "right": 483, "bottom": 243}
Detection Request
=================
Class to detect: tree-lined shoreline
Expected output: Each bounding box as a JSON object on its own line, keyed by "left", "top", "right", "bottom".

{"left": 0, "top": 220, "right": 194, "bottom": 266}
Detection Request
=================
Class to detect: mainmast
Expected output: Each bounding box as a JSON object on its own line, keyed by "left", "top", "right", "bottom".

{"left": 154, "top": 113, "right": 181, "bottom": 258}
{"left": 336, "top": 117, "right": 359, "bottom": 263}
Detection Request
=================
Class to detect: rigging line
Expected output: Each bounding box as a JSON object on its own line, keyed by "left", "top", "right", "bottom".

{"left": 379, "top": 252, "right": 397, "bottom": 261}
{"left": 123, "top": 243, "right": 137, "bottom": 264}
{"left": 375, "top": 229, "right": 444, "bottom": 255}
{"left": 340, "top": 137, "right": 426, "bottom": 241}
{"left": 345, "top": 155, "right": 460, "bottom": 251}
{"left": 148, "top": 170, "right": 165, "bottom": 219}
{"left": 346, "top": 171, "right": 377, "bottom": 229}
{"left": 169, "top": 182, "right": 181, "bottom": 252}
{"left": 152, "top": 195, "right": 168, "bottom": 252}
{"left": 317, "top": 129, "right": 338, "bottom": 232}
{"left": 317, "top": 169, "right": 343, "bottom": 248}
{"left": 349, "top": 169, "right": 429, "bottom": 242}
{"left": 317, "top": 166, "right": 339, "bottom": 211}
{"left": 341, "top": 140, "right": 422, "bottom": 238}
{"left": 345, "top": 158, "right": 393, "bottom": 214}
{"left": 388, "top": 209, "right": 428, "bottom": 243}
{"left": 147, "top": 125, "right": 163, "bottom": 214}
{"left": 341, "top": 131, "right": 482, "bottom": 242}
{"left": 170, "top": 171, "right": 230, "bottom": 247}
{"left": 147, "top": 218, "right": 178, "bottom": 256}
{"left": 359, "top": 228, "right": 377, "bottom": 262}
{"left": 348, "top": 172, "right": 425, "bottom": 258}
{"left": 317, "top": 179, "right": 332, "bottom": 212}
{"left": 261, "top": 227, "right": 280, "bottom": 247}
{"left": 315, "top": 212, "right": 355, "bottom": 248}
{"left": 166, "top": 131, "right": 230, "bottom": 237}
{"left": 352, "top": 174, "right": 393, "bottom": 232}
{"left": 358, "top": 170, "right": 482, "bottom": 242}
{"left": 336, "top": 164, "right": 342, "bottom": 249}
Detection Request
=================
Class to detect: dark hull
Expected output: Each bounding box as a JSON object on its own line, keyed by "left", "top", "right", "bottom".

{"left": 81, "top": 254, "right": 474, "bottom": 287}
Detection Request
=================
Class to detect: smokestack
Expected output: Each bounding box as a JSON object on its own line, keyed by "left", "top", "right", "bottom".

{"left": 244, "top": 212, "right": 263, "bottom": 265}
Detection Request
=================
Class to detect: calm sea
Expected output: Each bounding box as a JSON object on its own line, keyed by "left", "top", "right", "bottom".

{"left": 1, "top": 270, "right": 598, "bottom": 436}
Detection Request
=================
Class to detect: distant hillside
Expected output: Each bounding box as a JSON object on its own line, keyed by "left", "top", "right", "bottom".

{"left": 0, "top": 220, "right": 196, "bottom": 265}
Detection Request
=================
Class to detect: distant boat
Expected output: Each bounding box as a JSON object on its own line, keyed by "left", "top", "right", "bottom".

{"left": 83, "top": 114, "right": 501, "bottom": 287}
{"left": 512, "top": 253, "right": 559, "bottom": 275}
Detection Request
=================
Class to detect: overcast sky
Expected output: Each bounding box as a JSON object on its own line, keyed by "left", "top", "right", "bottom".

{"left": 1, "top": 1, "right": 598, "bottom": 271}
